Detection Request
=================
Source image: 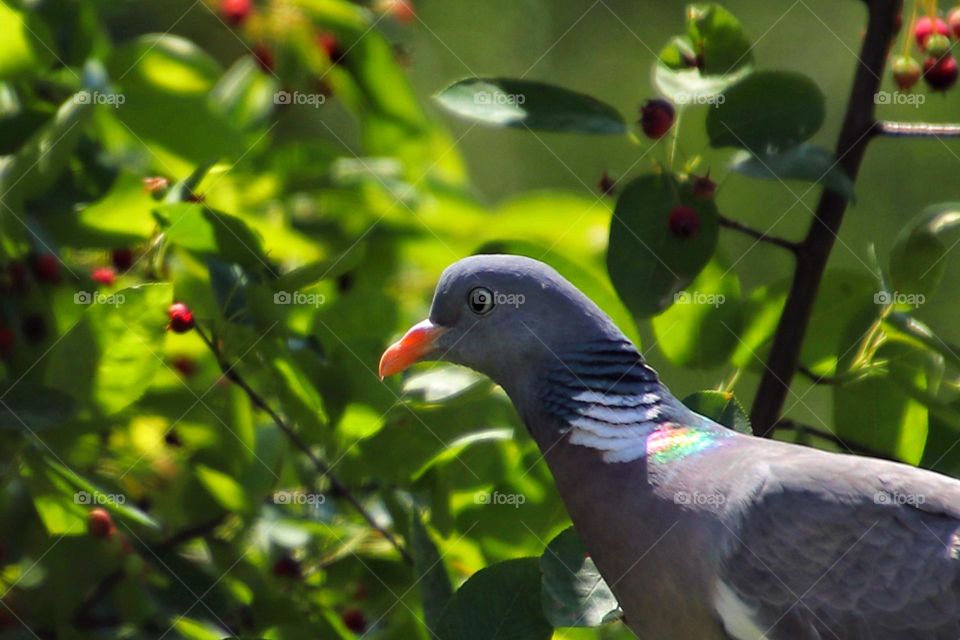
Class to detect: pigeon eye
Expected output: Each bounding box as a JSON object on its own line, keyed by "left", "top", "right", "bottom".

{"left": 468, "top": 287, "right": 495, "bottom": 315}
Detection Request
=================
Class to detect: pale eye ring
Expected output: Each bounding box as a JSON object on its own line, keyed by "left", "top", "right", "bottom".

{"left": 468, "top": 287, "right": 495, "bottom": 315}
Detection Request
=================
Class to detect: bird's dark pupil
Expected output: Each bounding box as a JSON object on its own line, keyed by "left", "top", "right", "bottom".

{"left": 469, "top": 288, "right": 494, "bottom": 313}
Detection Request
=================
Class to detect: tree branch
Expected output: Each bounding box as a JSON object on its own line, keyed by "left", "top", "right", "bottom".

{"left": 749, "top": 0, "right": 902, "bottom": 436}
{"left": 873, "top": 121, "right": 960, "bottom": 137}
{"left": 771, "top": 418, "right": 897, "bottom": 461}
{"left": 718, "top": 215, "right": 800, "bottom": 253}
{"left": 194, "top": 325, "right": 413, "bottom": 565}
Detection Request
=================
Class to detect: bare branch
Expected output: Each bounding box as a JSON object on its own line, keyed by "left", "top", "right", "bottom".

{"left": 718, "top": 215, "right": 800, "bottom": 253}
{"left": 874, "top": 121, "right": 960, "bottom": 137}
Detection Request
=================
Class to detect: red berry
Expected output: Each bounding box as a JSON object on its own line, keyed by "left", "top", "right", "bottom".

{"left": 691, "top": 172, "right": 716, "bottom": 200}
{"left": 639, "top": 99, "right": 675, "bottom": 140}
{"left": 219, "top": 0, "right": 252, "bottom": 26}
{"left": 668, "top": 205, "right": 700, "bottom": 238}
{"left": 949, "top": 7, "right": 960, "bottom": 39}
{"left": 316, "top": 32, "right": 345, "bottom": 64}
{"left": 0, "top": 327, "right": 14, "bottom": 360}
{"left": 341, "top": 607, "right": 367, "bottom": 633}
{"left": 88, "top": 508, "right": 116, "bottom": 538}
{"left": 892, "top": 55, "right": 922, "bottom": 90}
{"left": 168, "top": 303, "right": 195, "bottom": 333}
{"left": 597, "top": 171, "right": 617, "bottom": 196}
{"left": 915, "top": 16, "right": 949, "bottom": 49}
{"left": 923, "top": 55, "right": 959, "bottom": 91}
{"left": 112, "top": 248, "right": 135, "bottom": 271}
{"left": 272, "top": 555, "right": 302, "bottom": 579}
{"left": 253, "top": 44, "right": 274, "bottom": 73}
{"left": 91, "top": 267, "right": 116, "bottom": 286}
{"left": 142, "top": 176, "right": 169, "bottom": 195}
{"left": 32, "top": 253, "right": 60, "bottom": 284}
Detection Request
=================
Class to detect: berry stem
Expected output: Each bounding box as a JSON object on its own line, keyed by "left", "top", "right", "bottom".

{"left": 717, "top": 215, "right": 801, "bottom": 253}
{"left": 668, "top": 109, "right": 683, "bottom": 170}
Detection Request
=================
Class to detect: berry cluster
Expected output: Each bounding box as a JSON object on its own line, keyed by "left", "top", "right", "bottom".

{"left": 892, "top": 8, "right": 960, "bottom": 92}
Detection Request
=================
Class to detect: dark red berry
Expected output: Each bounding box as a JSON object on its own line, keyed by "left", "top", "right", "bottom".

{"left": 691, "top": 172, "right": 716, "bottom": 200}
{"left": 341, "top": 607, "right": 367, "bottom": 633}
{"left": 892, "top": 56, "right": 922, "bottom": 90}
{"left": 88, "top": 508, "right": 116, "bottom": 538}
{"left": 220, "top": 0, "right": 252, "bottom": 26}
{"left": 923, "top": 55, "right": 959, "bottom": 91}
{"left": 949, "top": 7, "right": 960, "bottom": 39}
{"left": 639, "top": 99, "right": 675, "bottom": 140}
{"left": 143, "top": 176, "right": 169, "bottom": 194}
{"left": 171, "top": 355, "right": 197, "bottom": 377}
{"left": 272, "top": 555, "right": 302, "bottom": 579}
{"left": 668, "top": 205, "right": 700, "bottom": 238}
{"left": 168, "top": 303, "right": 195, "bottom": 333}
{"left": 915, "top": 16, "right": 949, "bottom": 49}
{"left": 164, "top": 429, "right": 183, "bottom": 447}
{"left": 21, "top": 315, "right": 46, "bottom": 344}
{"left": 253, "top": 44, "right": 274, "bottom": 73}
{"left": 0, "top": 327, "right": 14, "bottom": 360}
{"left": 112, "top": 248, "right": 135, "bottom": 271}
{"left": 32, "top": 253, "right": 60, "bottom": 284}
{"left": 91, "top": 267, "right": 116, "bottom": 286}
{"left": 597, "top": 171, "right": 617, "bottom": 196}
{"left": 316, "top": 32, "right": 345, "bottom": 64}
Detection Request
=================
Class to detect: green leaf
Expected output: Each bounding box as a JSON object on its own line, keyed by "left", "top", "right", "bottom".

{"left": 410, "top": 511, "right": 454, "bottom": 635}
{"left": 42, "top": 457, "right": 159, "bottom": 529}
{"left": 155, "top": 203, "right": 269, "bottom": 269}
{"left": 653, "top": 63, "right": 749, "bottom": 107}
{"left": 52, "top": 172, "right": 158, "bottom": 247}
{"left": 686, "top": 3, "right": 753, "bottom": 75}
{"left": 435, "top": 78, "right": 626, "bottom": 134}
{"left": 541, "top": 527, "right": 620, "bottom": 628}
{"left": 651, "top": 257, "right": 742, "bottom": 368}
{"left": 707, "top": 71, "right": 825, "bottom": 152}
{"left": 436, "top": 558, "right": 553, "bottom": 640}
{"left": 607, "top": 173, "right": 719, "bottom": 318}
{"left": 730, "top": 145, "right": 855, "bottom": 202}
{"left": 0, "top": 2, "right": 54, "bottom": 81}
{"left": 403, "top": 366, "right": 492, "bottom": 406}
{"left": 45, "top": 283, "right": 173, "bottom": 415}
{"left": 195, "top": 464, "right": 247, "bottom": 512}
{"left": 682, "top": 390, "right": 752, "bottom": 434}
{"left": 0, "top": 385, "right": 75, "bottom": 432}
{"left": 889, "top": 204, "right": 960, "bottom": 298}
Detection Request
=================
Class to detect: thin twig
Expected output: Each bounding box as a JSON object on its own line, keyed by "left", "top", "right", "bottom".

{"left": 873, "top": 121, "right": 960, "bottom": 137}
{"left": 750, "top": 0, "right": 902, "bottom": 436}
{"left": 772, "top": 418, "right": 897, "bottom": 461}
{"left": 718, "top": 215, "right": 800, "bottom": 253}
{"left": 194, "top": 325, "right": 413, "bottom": 565}
{"left": 796, "top": 365, "right": 841, "bottom": 385}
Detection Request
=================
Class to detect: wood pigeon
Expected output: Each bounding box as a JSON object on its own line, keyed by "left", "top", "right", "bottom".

{"left": 379, "top": 255, "right": 960, "bottom": 640}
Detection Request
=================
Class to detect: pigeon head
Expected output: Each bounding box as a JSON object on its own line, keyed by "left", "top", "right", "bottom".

{"left": 380, "top": 255, "right": 626, "bottom": 387}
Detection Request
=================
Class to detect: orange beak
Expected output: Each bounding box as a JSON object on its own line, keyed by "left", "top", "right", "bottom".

{"left": 379, "top": 319, "right": 447, "bottom": 379}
